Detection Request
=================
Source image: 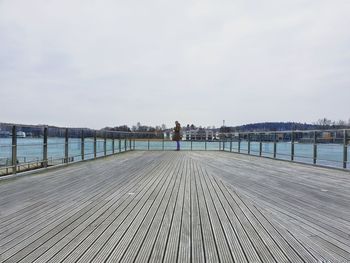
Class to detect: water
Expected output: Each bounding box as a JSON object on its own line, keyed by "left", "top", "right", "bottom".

{"left": 228, "top": 140, "right": 349, "bottom": 168}
{"left": 0, "top": 138, "right": 129, "bottom": 167}
{"left": 0, "top": 138, "right": 349, "bottom": 171}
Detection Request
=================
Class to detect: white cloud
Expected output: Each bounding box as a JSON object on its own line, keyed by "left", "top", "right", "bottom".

{"left": 1, "top": 0, "right": 350, "bottom": 128}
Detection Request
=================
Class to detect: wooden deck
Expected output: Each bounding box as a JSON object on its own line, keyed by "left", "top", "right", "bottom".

{"left": 0, "top": 151, "right": 349, "bottom": 263}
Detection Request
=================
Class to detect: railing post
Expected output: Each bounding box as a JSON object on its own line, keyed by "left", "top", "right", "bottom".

{"left": 273, "top": 132, "right": 277, "bottom": 158}
{"left": 248, "top": 133, "right": 251, "bottom": 155}
{"left": 129, "top": 139, "right": 132, "bottom": 150}
{"left": 81, "top": 130, "right": 85, "bottom": 161}
{"left": 133, "top": 139, "right": 135, "bottom": 150}
{"left": 205, "top": 140, "right": 207, "bottom": 151}
{"left": 148, "top": 139, "right": 150, "bottom": 151}
{"left": 259, "top": 134, "right": 262, "bottom": 156}
{"left": 12, "top": 125, "right": 17, "bottom": 174}
{"left": 343, "top": 130, "right": 347, "bottom": 169}
{"left": 119, "top": 139, "right": 121, "bottom": 153}
{"left": 43, "top": 127, "right": 48, "bottom": 167}
{"left": 238, "top": 133, "right": 241, "bottom": 153}
{"left": 313, "top": 131, "right": 317, "bottom": 164}
{"left": 291, "top": 131, "right": 295, "bottom": 161}
{"left": 104, "top": 132, "right": 107, "bottom": 156}
{"left": 125, "top": 139, "right": 127, "bottom": 151}
{"left": 94, "top": 131, "right": 97, "bottom": 159}
{"left": 112, "top": 133, "right": 115, "bottom": 154}
{"left": 65, "top": 128, "right": 69, "bottom": 163}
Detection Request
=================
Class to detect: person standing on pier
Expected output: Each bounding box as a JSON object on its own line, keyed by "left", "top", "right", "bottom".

{"left": 173, "top": 121, "right": 181, "bottom": 150}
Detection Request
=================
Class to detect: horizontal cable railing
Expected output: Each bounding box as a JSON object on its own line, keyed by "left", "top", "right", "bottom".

{"left": 0, "top": 124, "right": 135, "bottom": 176}
{"left": 219, "top": 129, "right": 349, "bottom": 170}
{"left": 0, "top": 124, "right": 349, "bottom": 176}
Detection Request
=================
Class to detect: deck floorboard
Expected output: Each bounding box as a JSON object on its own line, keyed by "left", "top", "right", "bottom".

{"left": 1, "top": 151, "right": 349, "bottom": 262}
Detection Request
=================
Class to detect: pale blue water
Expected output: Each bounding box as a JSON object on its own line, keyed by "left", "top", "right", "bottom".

{"left": 0, "top": 138, "right": 130, "bottom": 166}
{"left": 0, "top": 138, "right": 349, "bottom": 170}
{"left": 228, "top": 140, "right": 349, "bottom": 168}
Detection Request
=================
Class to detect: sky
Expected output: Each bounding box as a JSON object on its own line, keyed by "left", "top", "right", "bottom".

{"left": 1, "top": 0, "right": 350, "bottom": 129}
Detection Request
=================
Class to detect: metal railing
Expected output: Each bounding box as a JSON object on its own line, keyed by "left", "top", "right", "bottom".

{"left": 1, "top": 124, "right": 349, "bottom": 176}
{"left": 0, "top": 124, "right": 135, "bottom": 176}
{"left": 219, "top": 129, "right": 349, "bottom": 170}
{"left": 112, "top": 129, "right": 349, "bottom": 170}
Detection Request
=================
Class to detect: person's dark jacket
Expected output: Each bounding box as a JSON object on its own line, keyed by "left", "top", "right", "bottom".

{"left": 173, "top": 124, "right": 181, "bottom": 141}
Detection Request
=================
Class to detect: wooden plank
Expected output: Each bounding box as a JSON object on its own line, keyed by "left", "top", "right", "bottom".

{"left": 224, "top": 185, "right": 291, "bottom": 263}
{"left": 233, "top": 188, "right": 308, "bottom": 263}
{"left": 147, "top": 155, "right": 185, "bottom": 262}
{"left": 262, "top": 205, "right": 347, "bottom": 263}
{"left": 0, "top": 153, "right": 153, "bottom": 225}
{"left": 133, "top": 157, "right": 183, "bottom": 263}
{"left": 69, "top": 156, "right": 174, "bottom": 263}
{"left": 177, "top": 158, "right": 191, "bottom": 263}
{"left": 83, "top": 156, "right": 174, "bottom": 263}
{"left": 189, "top": 158, "right": 205, "bottom": 263}
{"left": 214, "top": 178, "right": 276, "bottom": 262}
{"left": 193, "top": 160, "right": 219, "bottom": 262}
{"left": 207, "top": 172, "right": 261, "bottom": 262}
{"left": 0, "top": 172, "right": 125, "bottom": 245}
{"left": 1, "top": 151, "right": 349, "bottom": 263}
{"left": 230, "top": 183, "right": 350, "bottom": 253}
{"left": 162, "top": 157, "right": 187, "bottom": 263}
{"left": 202, "top": 170, "right": 248, "bottom": 263}
{"left": 33, "top": 156, "right": 168, "bottom": 263}
{"left": 249, "top": 201, "right": 316, "bottom": 262}
{"left": 0, "top": 153, "right": 161, "bottom": 262}
{"left": 118, "top": 157, "right": 182, "bottom": 263}
{"left": 196, "top": 165, "right": 233, "bottom": 262}
{"left": 191, "top": 151, "right": 350, "bottom": 261}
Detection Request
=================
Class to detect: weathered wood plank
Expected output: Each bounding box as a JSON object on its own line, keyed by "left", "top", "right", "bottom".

{"left": 34, "top": 158, "right": 166, "bottom": 263}
{"left": 76, "top": 156, "right": 173, "bottom": 263}
{"left": 203, "top": 170, "right": 248, "bottom": 263}
{"left": 0, "top": 151, "right": 349, "bottom": 263}
{"left": 189, "top": 158, "right": 205, "bottom": 263}
{"left": 177, "top": 159, "right": 192, "bottom": 263}
{"left": 197, "top": 165, "right": 233, "bottom": 263}
{"left": 162, "top": 157, "right": 187, "bottom": 263}
{"left": 133, "top": 157, "right": 183, "bottom": 263}
{"left": 193, "top": 161, "right": 220, "bottom": 262}
{"left": 108, "top": 158, "right": 178, "bottom": 262}
{"left": 147, "top": 155, "right": 185, "bottom": 263}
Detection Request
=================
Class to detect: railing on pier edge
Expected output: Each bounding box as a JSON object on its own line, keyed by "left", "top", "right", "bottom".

{"left": 0, "top": 124, "right": 349, "bottom": 176}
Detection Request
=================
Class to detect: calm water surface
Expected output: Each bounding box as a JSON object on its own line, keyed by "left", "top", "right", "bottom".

{"left": 0, "top": 138, "right": 349, "bottom": 169}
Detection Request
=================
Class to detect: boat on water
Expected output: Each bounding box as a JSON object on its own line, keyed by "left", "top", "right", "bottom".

{"left": 0, "top": 131, "right": 26, "bottom": 138}
{"left": 16, "top": 131, "right": 26, "bottom": 138}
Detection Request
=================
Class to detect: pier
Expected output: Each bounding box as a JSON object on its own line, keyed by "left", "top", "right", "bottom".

{"left": 0, "top": 125, "right": 350, "bottom": 262}
{"left": 1, "top": 151, "right": 350, "bottom": 262}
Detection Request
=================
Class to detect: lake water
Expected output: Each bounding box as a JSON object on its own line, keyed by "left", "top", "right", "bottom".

{"left": 1, "top": 138, "right": 349, "bottom": 170}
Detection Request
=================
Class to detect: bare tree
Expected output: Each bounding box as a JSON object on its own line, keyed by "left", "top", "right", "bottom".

{"left": 315, "top": 118, "right": 332, "bottom": 128}
{"left": 336, "top": 120, "right": 346, "bottom": 126}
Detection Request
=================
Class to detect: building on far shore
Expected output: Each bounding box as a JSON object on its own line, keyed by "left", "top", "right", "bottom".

{"left": 182, "top": 128, "right": 215, "bottom": 141}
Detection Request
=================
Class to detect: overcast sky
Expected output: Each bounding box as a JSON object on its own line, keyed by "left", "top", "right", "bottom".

{"left": 1, "top": 0, "right": 349, "bottom": 129}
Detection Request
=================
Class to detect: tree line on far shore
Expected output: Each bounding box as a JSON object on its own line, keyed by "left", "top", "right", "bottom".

{"left": 1, "top": 117, "right": 349, "bottom": 137}
{"left": 103, "top": 118, "right": 350, "bottom": 134}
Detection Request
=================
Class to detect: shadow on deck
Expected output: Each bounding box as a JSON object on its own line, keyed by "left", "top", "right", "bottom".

{"left": 0, "top": 151, "right": 349, "bottom": 262}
